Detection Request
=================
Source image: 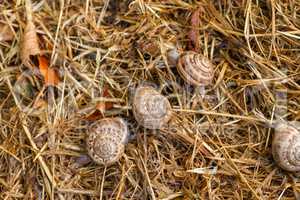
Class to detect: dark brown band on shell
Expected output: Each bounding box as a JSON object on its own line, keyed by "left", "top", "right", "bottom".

{"left": 177, "top": 52, "right": 215, "bottom": 86}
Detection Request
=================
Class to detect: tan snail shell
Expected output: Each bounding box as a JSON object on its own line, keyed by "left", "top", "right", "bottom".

{"left": 86, "top": 118, "right": 129, "bottom": 165}
{"left": 133, "top": 86, "right": 172, "bottom": 129}
{"left": 177, "top": 52, "right": 215, "bottom": 86}
{"left": 167, "top": 48, "right": 180, "bottom": 66}
{"left": 272, "top": 123, "right": 300, "bottom": 172}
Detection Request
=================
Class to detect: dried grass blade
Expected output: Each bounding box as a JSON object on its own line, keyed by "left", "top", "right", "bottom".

{"left": 21, "top": 118, "right": 57, "bottom": 197}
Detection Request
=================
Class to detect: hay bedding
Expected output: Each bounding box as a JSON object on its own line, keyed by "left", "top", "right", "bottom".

{"left": 0, "top": 0, "right": 300, "bottom": 199}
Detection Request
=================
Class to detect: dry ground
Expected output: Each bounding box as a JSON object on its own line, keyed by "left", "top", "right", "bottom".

{"left": 1, "top": 0, "right": 300, "bottom": 199}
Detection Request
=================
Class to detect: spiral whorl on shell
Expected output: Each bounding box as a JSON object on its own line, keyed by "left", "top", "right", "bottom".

{"left": 87, "top": 118, "right": 129, "bottom": 165}
{"left": 133, "top": 86, "right": 172, "bottom": 129}
{"left": 272, "top": 123, "right": 300, "bottom": 172}
{"left": 177, "top": 52, "right": 215, "bottom": 86}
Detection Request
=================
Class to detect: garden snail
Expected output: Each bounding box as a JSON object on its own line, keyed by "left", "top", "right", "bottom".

{"left": 177, "top": 52, "right": 215, "bottom": 86}
{"left": 272, "top": 123, "right": 300, "bottom": 172}
{"left": 167, "top": 47, "right": 180, "bottom": 66}
{"left": 133, "top": 86, "right": 172, "bottom": 129}
{"left": 86, "top": 117, "right": 129, "bottom": 165}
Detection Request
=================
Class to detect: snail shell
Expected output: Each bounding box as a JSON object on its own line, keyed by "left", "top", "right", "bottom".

{"left": 177, "top": 52, "right": 215, "bottom": 86}
{"left": 167, "top": 48, "right": 180, "bottom": 66}
{"left": 133, "top": 86, "right": 172, "bottom": 129}
{"left": 272, "top": 123, "right": 300, "bottom": 172}
{"left": 87, "top": 118, "right": 129, "bottom": 165}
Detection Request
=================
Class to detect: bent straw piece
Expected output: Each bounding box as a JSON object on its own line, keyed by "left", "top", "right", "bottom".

{"left": 21, "top": 119, "right": 57, "bottom": 188}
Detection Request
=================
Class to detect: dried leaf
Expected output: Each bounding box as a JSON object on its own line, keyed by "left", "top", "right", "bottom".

{"left": 137, "top": 39, "right": 160, "bottom": 56}
{"left": 85, "top": 86, "right": 114, "bottom": 120}
{"left": 0, "top": 23, "right": 14, "bottom": 42}
{"left": 21, "top": 20, "right": 40, "bottom": 67}
{"left": 38, "top": 56, "right": 60, "bottom": 86}
{"left": 96, "top": 101, "right": 113, "bottom": 113}
{"left": 188, "top": 8, "right": 201, "bottom": 51}
{"left": 96, "top": 86, "right": 114, "bottom": 112}
{"left": 85, "top": 110, "right": 104, "bottom": 121}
